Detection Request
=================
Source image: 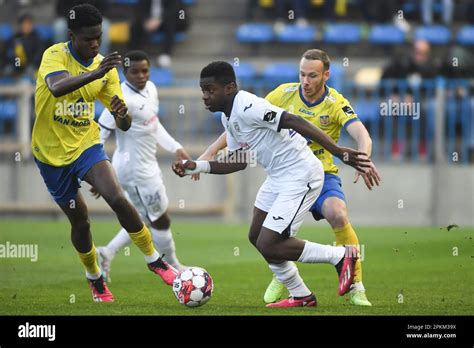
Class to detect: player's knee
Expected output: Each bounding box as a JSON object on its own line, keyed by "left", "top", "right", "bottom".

{"left": 327, "top": 209, "right": 349, "bottom": 228}
{"left": 255, "top": 238, "right": 267, "bottom": 256}
{"left": 152, "top": 214, "right": 171, "bottom": 230}
{"left": 108, "top": 193, "right": 130, "bottom": 213}
{"left": 72, "top": 218, "right": 90, "bottom": 234}
{"left": 255, "top": 238, "right": 275, "bottom": 259}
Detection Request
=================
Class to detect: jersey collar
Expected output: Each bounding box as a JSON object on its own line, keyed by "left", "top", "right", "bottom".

{"left": 67, "top": 41, "right": 93, "bottom": 67}
{"left": 125, "top": 81, "right": 149, "bottom": 98}
{"left": 299, "top": 84, "right": 328, "bottom": 108}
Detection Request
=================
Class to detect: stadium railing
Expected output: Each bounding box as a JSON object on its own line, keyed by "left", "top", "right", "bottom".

{"left": 247, "top": 78, "right": 473, "bottom": 165}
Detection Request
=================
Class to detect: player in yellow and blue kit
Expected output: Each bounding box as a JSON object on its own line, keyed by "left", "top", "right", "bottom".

{"left": 32, "top": 3, "right": 177, "bottom": 302}
{"left": 199, "top": 49, "right": 380, "bottom": 307}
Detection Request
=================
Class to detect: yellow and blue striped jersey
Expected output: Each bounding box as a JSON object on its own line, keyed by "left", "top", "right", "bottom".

{"left": 265, "top": 83, "right": 359, "bottom": 175}
{"left": 32, "top": 41, "right": 124, "bottom": 166}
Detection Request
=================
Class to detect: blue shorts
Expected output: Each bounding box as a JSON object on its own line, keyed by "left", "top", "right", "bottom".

{"left": 309, "top": 173, "right": 346, "bottom": 221}
{"left": 34, "top": 144, "right": 109, "bottom": 205}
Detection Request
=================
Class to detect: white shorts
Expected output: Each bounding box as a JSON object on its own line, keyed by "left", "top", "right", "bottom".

{"left": 254, "top": 176, "right": 323, "bottom": 237}
{"left": 121, "top": 176, "right": 169, "bottom": 224}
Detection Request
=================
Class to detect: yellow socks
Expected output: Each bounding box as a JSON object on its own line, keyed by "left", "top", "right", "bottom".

{"left": 77, "top": 244, "right": 101, "bottom": 279}
{"left": 128, "top": 224, "right": 160, "bottom": 263}
{"left": 333, "top": 223, "right": 362, "bottom": 283}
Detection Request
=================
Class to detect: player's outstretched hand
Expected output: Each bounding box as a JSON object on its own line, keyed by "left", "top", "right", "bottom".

{"left": 192, "top": 149, "right": 216, "bottom": 181}
{"left": 172, "top": 160, "right": 196, "bottom": 177}
{"left": 354, "top": 160, "right": 381, "bottom": 191}
{"left": 337, "top": 147, "right": 372, "bottom": 173}
{"left": 111, "top": 95, "right": 127, "bottom": 118}
{"left": 176, "top": 148, "right": 201, "bottom": 181}
{"left": 95, "top": 51, "right": 122, "bottom": 78}
{"left": 90, "top": 186, "right": 101, "bottom": 199}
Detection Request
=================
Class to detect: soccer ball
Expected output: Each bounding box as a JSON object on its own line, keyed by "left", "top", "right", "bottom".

{"left": 172, "top": 267, "right": 213, "bottom": 307}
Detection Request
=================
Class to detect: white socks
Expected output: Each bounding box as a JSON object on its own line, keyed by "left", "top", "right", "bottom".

{"left": 86, "top": 271, "right": 101, "bottom": 280}
{"left": 351, "top": 282, "right": 365, "bottom": 292}
{"left": 106, "top": 228, "right": 131, "bottom": 256}
{"left": 268, "top": 261, "right": 311, "bottom": 298}
{"left": 105, "top": 227, "right": 181, "bottom": 268}
{"left": 151, "top": 228, "right": 181, "bottom": 269}
{"left": 297, "top": 240, "right": 345, "bottom": 266}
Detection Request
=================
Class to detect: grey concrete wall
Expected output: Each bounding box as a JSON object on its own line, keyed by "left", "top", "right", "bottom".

{"left": 0, "top": 160, "right": 472, "bottom": 226}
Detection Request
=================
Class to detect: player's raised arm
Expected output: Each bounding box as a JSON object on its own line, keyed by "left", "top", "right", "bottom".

{"left": 279, "top": 111, "right": 371, "bottom": 173}
{"left": 46, "top": 51, "right": 122, "bottom": 98}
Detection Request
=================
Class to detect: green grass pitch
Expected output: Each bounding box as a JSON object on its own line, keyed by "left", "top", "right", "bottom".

{"left": 0, "top": 219, "right": 472, "bottom": 315}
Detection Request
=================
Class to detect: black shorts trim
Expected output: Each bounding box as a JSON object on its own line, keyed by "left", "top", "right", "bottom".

{"left": 284, "top": 183, "right": 312, "bottom": 238}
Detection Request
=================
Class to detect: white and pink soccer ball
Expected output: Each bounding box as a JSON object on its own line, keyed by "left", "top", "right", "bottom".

{"left": 172, "top": 267, "right": 213, "bottom": 307}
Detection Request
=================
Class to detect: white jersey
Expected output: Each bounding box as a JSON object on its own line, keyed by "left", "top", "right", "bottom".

{"left": 99, "top": 80, "right": 182, "bottom": 185}
{"left": 221, "top": 90, "right": 321, "bottom": 190}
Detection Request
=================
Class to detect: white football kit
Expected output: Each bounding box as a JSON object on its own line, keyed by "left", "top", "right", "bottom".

{"left": 99, "top": 80, "right": 182, "bottom": 222}
{"left": 221, "top": 90, "right": 324, "bottom": 237}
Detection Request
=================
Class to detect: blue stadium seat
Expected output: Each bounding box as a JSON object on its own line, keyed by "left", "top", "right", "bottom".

{"left": 277, "top": 24, "right": 316, "bottom": 43}
{"left": 94, "top": 101, "right": 105, "bottom": 120}
{"left": 369, "top": 25, "right": 405, "bottom": 44}
{"left": 236, "top": 23, "right": 273, "bottom": 43}
{"left": 402, "top": 0, "right": 418, "bottom": 13}
{"left": 327, "top": 63, "right": 344, "bottom": 91}
{"left": 149, "top": 67, "right": 174, "bottom": 87}
{"left": 110, "top": 0, "right": 139, "bottom": 4}
{"left": 0, "top": 99, "right": 17, "bottom": 135}
{"left": 182, "top": 0, "right": 196, "bottom": 5}
{"left": 149, "top": 32, "right": 187, "bottom": 44}
{"left": 457, "top": 25, "right": 474, "bottom": 45}
{"left": 117, "top": 67, "right": 173, "bottom": 86}
{"left": 414, "top": 25, "right": 451, "bottom": 44}
{"left": 262, "top": 63, "right": 298, "bottom": 86}
{"left": 352, "top": 99, "right": 379, "bottom": 122}
{"left": 35, "top": 25, "right": 54, "bottom": 42}
{"left": 323, "top": 24, "right": 361, "bottom": 44}
{"left": 0, "top": 24, "right": 13, "bottom": 41}
{"left": 233, "top": 62, "right": 257, "bottom": 87}
{"left": 0, "top": 99, "right": 17, "bottom": 119}
{"left": 0, "top": 77, "right": 16, "bottom": 84}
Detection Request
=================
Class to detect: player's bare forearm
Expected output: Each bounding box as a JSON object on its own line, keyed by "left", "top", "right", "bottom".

{"left": 200, "top": 132, "right": 227, "bottom": 160}
{"left": 172, "top": 152, "right": 247, "bottom": 177}
{"left": 357, "top": 137, "right": 372, "bottom": 157}
{"left": 346, "top": 121, "right": 372, "bottom": 157}
{"left": 209, "top": 132, "right": 228, "bottom": 154}
{"left": 46, "top": 51, "right": 121, "bottom": 98}
{"left": 280, "top": 112, "right": 342, "bottom": 157}
{"left": 279, "top": 112, "right": 371, "bottom": 172}
{"left": 346, "top": 121, "right": 380, "bottom": 188}
{"left": 209, "top": 150, "right": 249, "bottom": 174}
{"left": 46, "top": 70, "right": 103, "bottom": 98}
{"left": 114, "top": 113, "right": 132, "bottom": 131}
{"left": 209, "top": 161, "right": 247, "bottom": 174}
{"left": 110, "top": 95, "right": 131, "bottom": 131}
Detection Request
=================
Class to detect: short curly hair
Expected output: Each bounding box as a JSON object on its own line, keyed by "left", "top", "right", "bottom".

{"left": 124, "top": 50, "right": 150, "bottom": 72}
{"left": 67, "top": 3, "right": 102, "bottom": 32}
{"left": 200, "top": 61, "right": 236, "bottom": 86}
